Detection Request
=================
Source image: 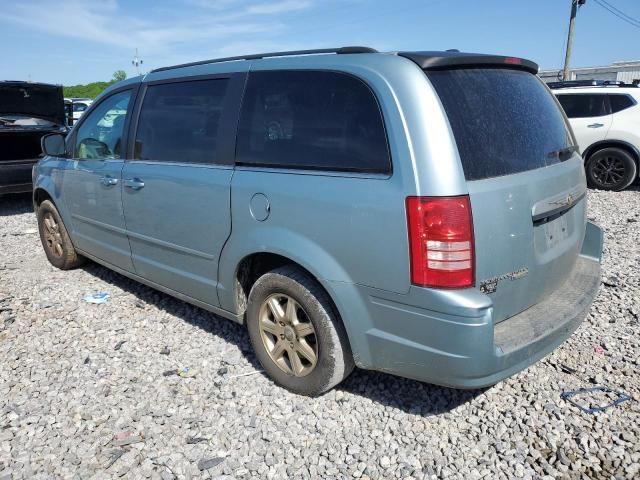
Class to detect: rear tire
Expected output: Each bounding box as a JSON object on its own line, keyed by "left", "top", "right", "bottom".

{"left": 585, "top": 147, "right": 637, "bottom": 191}
{"left": 246, "top": 265, "right": 354, "bottom": 396}
{"left": 37, "top": 200, "right": 85, "bottom": 270}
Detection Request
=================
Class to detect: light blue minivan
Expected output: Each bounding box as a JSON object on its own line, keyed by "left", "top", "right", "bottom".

{"left": 34, "top": 47, "right": 603, "bottom": 395}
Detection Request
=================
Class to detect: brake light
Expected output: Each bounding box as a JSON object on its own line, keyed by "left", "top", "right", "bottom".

{"left": 504, "top": 56, "right": 522, "bottom": 65}
{"left": 406, "top": 196, "right": 475, "bottom": 288}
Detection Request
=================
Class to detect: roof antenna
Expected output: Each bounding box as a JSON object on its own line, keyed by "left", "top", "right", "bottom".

{"left": 132, "top": 48, "right": 144, "bottom": 75}
{"left": 446, "top": 49, "right": 460, "bottom": 52}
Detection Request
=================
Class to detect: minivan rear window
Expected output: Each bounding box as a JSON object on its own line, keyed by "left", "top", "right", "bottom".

{"left": 427, "top": 69, "right": 573, "bottom": 181}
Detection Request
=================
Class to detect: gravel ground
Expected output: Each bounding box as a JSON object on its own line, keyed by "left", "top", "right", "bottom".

{"left": 0, "top": 189, "right": 639, "bottom": 480}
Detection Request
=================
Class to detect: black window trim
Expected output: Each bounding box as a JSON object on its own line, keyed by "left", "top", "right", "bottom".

{"left": 556, "top": 92, "right": 612, "bottom": 118}
{"left": 68, "top": 84, "right": 140, "bottom": 160}
{"left": 127, "top": 72, "right": 247, "bottom": 167}
{"left": 233, "top": 69, "right": 393, "bottom": 176}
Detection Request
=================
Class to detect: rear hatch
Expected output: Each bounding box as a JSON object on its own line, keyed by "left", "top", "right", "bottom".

{"left": 424, "top": 64, "right": 586, "bottom": 322}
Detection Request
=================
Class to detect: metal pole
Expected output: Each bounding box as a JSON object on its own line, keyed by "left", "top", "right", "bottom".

{"left": 562, "top": 0, "right": 579, "bottom": 81}
{"left": 132, "top": 48, "right": 143, "bottom": 76}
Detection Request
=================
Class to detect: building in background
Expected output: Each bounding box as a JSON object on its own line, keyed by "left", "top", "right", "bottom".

{"left": 539, "top": 60, "right": 640, "bottom": 84}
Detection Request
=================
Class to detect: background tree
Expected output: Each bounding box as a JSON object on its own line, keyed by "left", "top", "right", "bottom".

{"left": 112, "top": 70, "right": 127, "bottom": 82}
{"left": 63, "top": 70, "right": 128, "bottom": 99}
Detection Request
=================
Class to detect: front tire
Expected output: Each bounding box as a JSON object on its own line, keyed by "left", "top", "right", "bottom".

{"left": 37, "top": 200, "right": 85, "bottom": 270}
{"left": 246, "top": 266, "right": 354, "bottom": 396}
{"left": 585, "top": 147, "right": 637, "bottom": 191}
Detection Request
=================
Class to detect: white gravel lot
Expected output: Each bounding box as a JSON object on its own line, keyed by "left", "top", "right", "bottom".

{"left": 0, "top": 188, "right": 639, "bottom": 480}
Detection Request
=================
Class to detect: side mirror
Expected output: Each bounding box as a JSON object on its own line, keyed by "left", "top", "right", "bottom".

{"left": 41, "top": 133, "right": 67, "bottom": 157}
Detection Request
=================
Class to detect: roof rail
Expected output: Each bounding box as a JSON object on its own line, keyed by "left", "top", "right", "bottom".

{"left": 151, "top": 46, "right": 378, "bottom": 73}
{"left": 547, "top": 79, "right": 638, "bottom": 89}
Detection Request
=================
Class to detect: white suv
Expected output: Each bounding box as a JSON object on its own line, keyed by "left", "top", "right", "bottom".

{"left": 552, "top": 83, "right": 640, "bottom": 191}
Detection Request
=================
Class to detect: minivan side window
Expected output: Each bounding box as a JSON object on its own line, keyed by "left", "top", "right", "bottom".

{"left": 609, "top": 94, "right": 636, "bottom": 114}
{"left": 556, "top": 94, "right": 609, "bottom": 118}
{"left": 134, "top": 79, "right": 229, "bottom": 164}
{"left": 236, "top": 71, "right": 391, "bottom": 173}
{"left": 75, "top": 90, "right": 131, "bottom": 160}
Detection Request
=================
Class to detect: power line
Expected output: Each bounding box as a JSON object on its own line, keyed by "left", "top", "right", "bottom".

{"left": 597, "top": 0, "right": 640, "bottom": 26}
{"left": 592, "top": 0, "right": 640, "bottom": 29}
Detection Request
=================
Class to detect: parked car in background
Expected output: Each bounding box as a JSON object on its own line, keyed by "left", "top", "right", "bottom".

{"left": 34, "top": 48, "right": 602, "bottom": 395}
{"left": 0, "top": 81, "right": 67, "bottom": 195}
{"left": 550, "top": 81, "right": 640, "bottom": 191}
{"left": 72, "top": 99, "right": 92, "bottom": 122}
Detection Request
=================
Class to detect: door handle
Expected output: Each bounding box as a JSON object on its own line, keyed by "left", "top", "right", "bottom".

{"left": 100, "top": 176, "right": 118, "bottom": 186}
{"left": 124, "top": 178, "right": 145, "bottom": 190}
{"left": 587, "top": 123, "right": 604, "bottom": 128}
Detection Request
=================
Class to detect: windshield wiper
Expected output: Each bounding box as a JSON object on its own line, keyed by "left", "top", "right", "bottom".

{"left": 0, "top": 116, "right": 16, "bottom": 125}
{"left": 547, "top": 145, "right": 578, "bottom": 160}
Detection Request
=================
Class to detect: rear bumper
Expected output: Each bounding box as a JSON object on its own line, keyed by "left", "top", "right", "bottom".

{"left": 0, "top": 159, "right": 37, "bottom": 194}
{"left": 331, "top": 221, "right": 603, "bottom": 388}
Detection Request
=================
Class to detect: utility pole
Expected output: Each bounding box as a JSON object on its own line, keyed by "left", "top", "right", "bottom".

{"left": 132, "top": 48, "right": 144, "bottom": 76}
{"left": 562, "top": 0, "right": 586, "bottom": 81}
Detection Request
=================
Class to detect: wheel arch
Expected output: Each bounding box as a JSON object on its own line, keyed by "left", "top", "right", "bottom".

{"left": 229, "top": 249, "right": 362, "bottom": 368}
{"left": 32, "top": 187, "right": 55, "bottom": 211}
{"left": 232, "top": 251, "right": 343, "bottom": 322}
{"left": 583, "top": 139, "right": 640, "bottom": 171}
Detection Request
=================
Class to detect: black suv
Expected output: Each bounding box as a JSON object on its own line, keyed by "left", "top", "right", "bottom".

{"left": 0, "top": 81, "right": 67, "bottom": 195}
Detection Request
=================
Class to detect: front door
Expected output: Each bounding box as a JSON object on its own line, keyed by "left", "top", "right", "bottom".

{"left": 62, "top": 88, "right": 136, "bottom": 271}
{"left": 122, "top": 75, "right": 243, "bottom": 306}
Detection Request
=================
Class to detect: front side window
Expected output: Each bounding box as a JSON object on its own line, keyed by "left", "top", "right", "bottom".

{"left": 556, "top": 94, "right": 609, "bottom": 118}
{"left": 134, "top": 79, "right": 229, "bottom": 164}
{"left": 75, "top": 90, "right": 131, "bottom": 159}
{"left": 236, "top": 70, "right": 391, "bottom": 173}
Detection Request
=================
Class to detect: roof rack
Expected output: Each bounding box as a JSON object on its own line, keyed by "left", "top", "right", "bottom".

{"left": 548, "top": 79, "right": 638, "bottom": 89}
{"left": 151, "top": 46, "right": 378, "bottom": 73}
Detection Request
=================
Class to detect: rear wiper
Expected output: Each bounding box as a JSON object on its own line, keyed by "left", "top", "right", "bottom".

{"left": 547, "top": 145, "right": 578, "bottom": 160}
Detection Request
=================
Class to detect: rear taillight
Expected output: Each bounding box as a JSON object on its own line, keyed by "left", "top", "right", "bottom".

{"left": 406, "top": 196, "right": 475, "bottom": 289}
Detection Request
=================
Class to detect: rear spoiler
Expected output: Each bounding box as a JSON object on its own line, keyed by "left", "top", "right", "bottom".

{"left": 398, "top": 51, "right": 539, "bottom": 75}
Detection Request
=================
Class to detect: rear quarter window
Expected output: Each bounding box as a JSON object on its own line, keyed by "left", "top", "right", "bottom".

{"left": 609, "top": 94, "right": 636, "bottom": 114}
{"left": 427, "top": 69, "right": 573, "bottom": 181}
{"left": 236, "top": 70, "right": 391, "bottom": 173}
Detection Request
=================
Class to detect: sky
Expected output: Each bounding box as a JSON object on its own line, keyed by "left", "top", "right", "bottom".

{"left": 1, "top": 0, "right": 639, "bottom": 85}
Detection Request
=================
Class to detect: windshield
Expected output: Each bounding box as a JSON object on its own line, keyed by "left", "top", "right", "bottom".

{"left": 426, "top": 69, "right": 574, "bottom": 181}
{"left": 0, "top": 83, "right": 65, "bottom": 125}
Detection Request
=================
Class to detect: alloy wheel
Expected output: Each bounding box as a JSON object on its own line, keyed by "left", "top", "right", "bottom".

{"left": 591, "top": 155, "right": 626, "bottom": 187}
{"left": 42, "top": 212, "right": 64, "bottom": 258}
{"left": 258, "top": 293, "right": 318, "bottom": 377}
